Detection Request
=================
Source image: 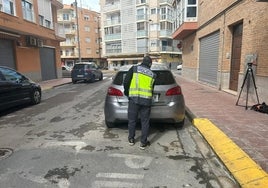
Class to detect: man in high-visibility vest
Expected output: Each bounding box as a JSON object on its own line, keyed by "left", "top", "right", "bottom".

{"left": 123, "top": 56, "right": 155, "bottom": 150}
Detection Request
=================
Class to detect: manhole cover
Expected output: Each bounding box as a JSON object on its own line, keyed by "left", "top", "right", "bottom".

{"left": 0, "top": 148, "right": 13, "bottom": 160}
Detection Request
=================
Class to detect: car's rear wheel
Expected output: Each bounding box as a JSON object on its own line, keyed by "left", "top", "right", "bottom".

{"left": 105, "top": 120, "right": 115, "bottom": 128}
{"left": 31, "top": 89, "right": 41, "bottom": 105}
{"left": 175, "top": 119, "right": 184, "bottom": 129}
{"left": 99, "top": 73, "right": 103, "bottom": 81}
{"left": 72, "top": 79, "right": 76, "bottom": 84}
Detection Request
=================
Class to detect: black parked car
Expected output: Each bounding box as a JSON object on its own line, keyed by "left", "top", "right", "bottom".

{"left": 71, "top": 62, "right": 103, "bottom": 83}
{"left": 0, "top": 66, "right": 41, "bottom": 112}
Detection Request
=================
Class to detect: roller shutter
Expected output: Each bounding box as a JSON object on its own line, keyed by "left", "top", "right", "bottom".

{"left": 40, "top": 47, "right": 57, "bottom": 81}
{"left": 0, "top": 39, "right": 15, "bottom": 69}
{"left": 198, "top": 31, "right": 220, "bottom": 86}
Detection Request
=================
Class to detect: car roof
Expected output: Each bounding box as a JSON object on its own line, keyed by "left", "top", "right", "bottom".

{"left": 118, "top": 63, "right": 169, "bottom": 72}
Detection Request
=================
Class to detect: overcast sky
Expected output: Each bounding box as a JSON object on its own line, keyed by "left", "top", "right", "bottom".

{"left": 62, "top": 0, "right": 100, "bottom": 12}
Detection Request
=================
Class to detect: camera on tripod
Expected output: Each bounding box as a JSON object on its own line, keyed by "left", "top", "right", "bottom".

{"left": 236, "top": 61, "right": 259, "bottom": 109}
{"left": 247, "top": 62, "right": 253, "bottom": 67}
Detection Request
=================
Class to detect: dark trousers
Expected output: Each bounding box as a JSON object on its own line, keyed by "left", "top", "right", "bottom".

{"left": 128, "top": 99, "right": 151, "bottom": 144}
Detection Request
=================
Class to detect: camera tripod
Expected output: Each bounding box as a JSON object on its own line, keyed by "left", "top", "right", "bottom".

{"left": 236, "top": 63, "right": 260, "bottom": 109}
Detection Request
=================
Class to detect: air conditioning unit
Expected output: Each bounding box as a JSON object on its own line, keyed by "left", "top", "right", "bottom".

{"left": 26, "top": 36, "right": 37, "bottom": 46}
{"left": 37, "top": 39, "right": 43, "bottom": 47}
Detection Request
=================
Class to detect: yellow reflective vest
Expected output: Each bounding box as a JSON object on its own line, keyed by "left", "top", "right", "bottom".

{"left": 129, "top": 65, "right": 155, "bottom": 104}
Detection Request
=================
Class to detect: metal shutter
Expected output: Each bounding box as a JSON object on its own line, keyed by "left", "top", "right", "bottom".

{"left": 199, "top": 31, "right": 220, "bottom": 86}
{"left": 0, "top": 39, "right": 15, "bottom": 68}
{"left": 40, "top": 47, "right": 57, "bottom": 81}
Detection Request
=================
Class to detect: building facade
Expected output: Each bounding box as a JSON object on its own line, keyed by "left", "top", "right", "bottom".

{"left": 0, "top": 0, "right": 64, "bottom": 82}
{"left": 100, "top": 0, "right": 182, "bottom": 70}
{"left": 172, "top": 0, "right": 268, "bottom": 103}
{"left": 58, "top": 4, "right": 104, "bottom": 68}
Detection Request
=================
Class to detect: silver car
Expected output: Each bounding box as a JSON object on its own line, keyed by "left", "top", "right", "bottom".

{"left": 104, "top": 63, "right": 185, "bottom": 128}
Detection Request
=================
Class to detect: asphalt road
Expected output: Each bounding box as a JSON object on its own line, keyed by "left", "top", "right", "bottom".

{"left": 0, "top": 75, "right": 239, "bottom": 188}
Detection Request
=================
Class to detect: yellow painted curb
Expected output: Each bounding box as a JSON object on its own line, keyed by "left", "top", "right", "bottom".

{"left": 192, "top": 118, "right": 268, "bottom": 188}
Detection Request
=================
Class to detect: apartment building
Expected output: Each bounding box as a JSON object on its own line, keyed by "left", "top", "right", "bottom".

{"left": 0, "top": 0, "right": 64, "bottom": 82}
{"left": 172, "top": 0, "right": 268, "bottom": 103}
{"left": 100, "top": 0, "right": 182, "bottom": 70}
{"left": 58, "top": 4, "right": 104, "bottom": 68}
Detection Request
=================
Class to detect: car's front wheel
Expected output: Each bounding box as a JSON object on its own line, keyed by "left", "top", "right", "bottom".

{"left": 105, "top": 120, "right": 115, "bottom": 128}
{"left": 31, "top": 89, "right": 41, "bottom": 105}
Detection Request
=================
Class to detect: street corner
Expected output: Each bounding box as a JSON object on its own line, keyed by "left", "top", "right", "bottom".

{"left": 192, "top": 118, "right": 268, "bottom": 188}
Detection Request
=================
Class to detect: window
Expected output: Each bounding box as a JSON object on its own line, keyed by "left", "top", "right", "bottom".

{"left": 85, "top": 26, "right": 90, "bottom": 32}
{"left": 84, "top": 15, "right": 89, "bottom": 21}
{"left": 85, "top": 37, "right": 90, "bottom": 43}
{"left": 86, "top": 48, "right": 91, "bottom": 54}
{"left": 22, "top": 0, "right": 34, "bottom": 22}
{"left": 63, "top": 13, "right": 69, "bottom": 20}
{"left": 39, "top": 15, "right": 44, "bottom": 25}
{"left": 137, "top": 22, "right": 145, "bottom": 30}
{"left": 45, "top": 19, "right": 51, "bottom": 28}
{"left": 187, "top": 0, "right": 197, "bottom": 18}
{"left": 1, "top": 0, "right": 15, "bottom": 15}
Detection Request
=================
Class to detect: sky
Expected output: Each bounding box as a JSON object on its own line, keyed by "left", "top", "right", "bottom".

{"left": 62, "top": 0, "right": 100, "bottom": 12}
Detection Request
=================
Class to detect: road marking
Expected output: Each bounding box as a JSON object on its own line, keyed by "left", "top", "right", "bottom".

{"left": 96, "top": 172, "right": 144, "bottom": 179}
{"left": 109, "top": 153, "right": 153, "bottom": 169}
{"left": 93, "top": 181, "right": 142, "bottom": 188}
{"left": 42, "top": 141, "right": 87, "bottom": 153}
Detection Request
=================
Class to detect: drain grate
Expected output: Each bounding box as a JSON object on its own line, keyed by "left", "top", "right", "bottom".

{"left": 0, "top": 148, "right": 13, "bottom": 160}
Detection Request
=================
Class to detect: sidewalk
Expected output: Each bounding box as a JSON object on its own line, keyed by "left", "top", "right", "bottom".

{"left": 176, "top": 75, "right": 268, "bottom": 187}
{"left": 38, "top": 75, "right": 268, "bottom": 187}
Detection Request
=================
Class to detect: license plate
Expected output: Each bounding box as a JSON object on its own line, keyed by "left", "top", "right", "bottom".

{"left": 153, "top": 94, "right": 159, "bottom": 102}
{"left": 77, "top": 75, "right": 84, "bottom": 77}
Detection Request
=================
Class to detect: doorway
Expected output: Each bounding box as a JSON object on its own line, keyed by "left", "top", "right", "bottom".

{"left": 229, "top": 22, "right": 243, "bottom": 91}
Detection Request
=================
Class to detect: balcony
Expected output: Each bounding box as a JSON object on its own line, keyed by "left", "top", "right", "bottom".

{"left": 57, "top": 17, "right": 75, "bottom": 23}
{"left": 159, "top": 0, "right": 173, "bottom": 5}
{"left": 64, "top": 29, "right": 76, "bottom": 35}
{"left": 137, "top": 14, "right": 148, "bottom": 21}
{"left": 103, "top": 3, "right": 120, "bottom": 13}
{"left": 172, "top": 22, "right": 198, "bottom": 40}
{"left": 104, "top": 19, "right": 121, "bottom": 27}
{"left": 137, "top": 30, "right": 148, "bottom": 38}
{"left": 104, "top": 33, "right": 121, "bottom": 41}
{"left": 60, "top": 41, "right": 76, "bottom": 47}
{"left": 159, "top": 30, "right": 173, "bottom": 38}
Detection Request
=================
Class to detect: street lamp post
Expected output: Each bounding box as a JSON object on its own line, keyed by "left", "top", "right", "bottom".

{"left": 75, "top": 0, "right": 81, "bottom": 62}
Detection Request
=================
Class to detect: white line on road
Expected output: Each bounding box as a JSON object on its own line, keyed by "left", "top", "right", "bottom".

{"left": 93, "top": 181, "right": 143, "bottom": 188}
{"left": 96, "top": 172, "right": 144, "bottom": 179}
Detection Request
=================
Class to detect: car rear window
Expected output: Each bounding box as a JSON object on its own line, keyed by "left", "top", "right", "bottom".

{"left": 73, "top": 64, "right": 85, "bottom": 69}
{"left": 113, "top": 70, "right": 175, "bottom": 85}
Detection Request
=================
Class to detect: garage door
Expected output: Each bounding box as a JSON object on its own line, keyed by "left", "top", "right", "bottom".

{"left": 0, "top": 39, "right": 15, "bottom": 68}
{"left": 198, "top": 31, "right": 220, "bottom": 86}
{"left": 40, "top": 47, "right": 57, "bottom": 81}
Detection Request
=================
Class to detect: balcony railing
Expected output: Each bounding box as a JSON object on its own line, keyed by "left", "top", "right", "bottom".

{"left": 60, "top": 41, "right": 76, "bottom": 46}
{"left": 159, "top": 0, "right": 173, "bottom": 4}
{"left": 137, "top": 14, "right": 148, "bottom": 21}
{"left": 159, "top": 30, "right": 172, "bottom": 38}
{"left": 104, "top": 33, "right": 121, "bottom": 41}
{"left": 54, "top": 22, "right": 65, "bottom": 38}
{"left": 137, "top": 30, "right": 148, "bottom": 38}
{"left": 103, "top": 3, "right": 120, "bottom": 12}
{"left": 104, "top": 19, "right": 121, "bottom": 27}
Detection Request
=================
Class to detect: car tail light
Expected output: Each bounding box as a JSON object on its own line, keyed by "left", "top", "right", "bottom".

{"left": 166, "top": 86, "right": 182, "bottom": 96}
{"left": 107, "top": 87, "right": 124, "bottom": 96}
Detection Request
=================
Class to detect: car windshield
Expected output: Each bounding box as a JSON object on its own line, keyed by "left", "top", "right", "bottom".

{"left": 113, "top": 70, "right": 175, "bottom": 86}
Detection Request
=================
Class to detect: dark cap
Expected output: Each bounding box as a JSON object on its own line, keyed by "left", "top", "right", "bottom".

{"left": 141, "top": 56, "right": 152, "bottom": 67}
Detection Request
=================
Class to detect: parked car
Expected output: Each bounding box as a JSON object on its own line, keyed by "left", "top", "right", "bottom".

{"left": 62, "top": 65, "right": 72, "bottom": 78}
{"left": 104, "top": 63, "right": 185, "bottom": 128}
{"left": 0, "top": 66, "right": 41, "bottom": 112}
{"left": 71, "top": 62, "right": 103, "bottom": 83}
{"left": 177, "top": 64, "right": 182, "bottom": 70}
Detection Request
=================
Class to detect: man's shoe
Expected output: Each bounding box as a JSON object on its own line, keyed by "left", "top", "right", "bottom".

{"left": 139, "top": 141, "right": 150, "bottom": 150}
{"left": 128, "top": 138, "right": 135, "bottom": 146}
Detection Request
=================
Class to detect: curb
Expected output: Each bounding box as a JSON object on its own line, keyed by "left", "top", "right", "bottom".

{"left": 185, "top": 107, "right": 268, "bottom": 188}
